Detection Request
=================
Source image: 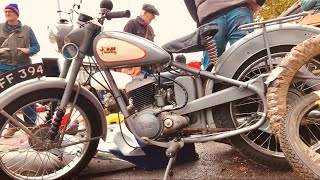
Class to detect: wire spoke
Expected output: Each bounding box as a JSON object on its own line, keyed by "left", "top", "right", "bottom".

{"left": 310, "top": 142, "right": 320, "bottom": 151}
{"left": 0, "top": 96, "right": 93, "bottom": 179}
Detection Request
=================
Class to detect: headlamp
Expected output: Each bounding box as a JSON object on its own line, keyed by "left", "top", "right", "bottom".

{"left": 47, "top": 21, "right": 73, "bottom": 53}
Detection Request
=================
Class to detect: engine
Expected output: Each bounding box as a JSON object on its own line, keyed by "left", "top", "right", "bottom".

{"left": 130, "top": 110, "right": 190, "bottom": 139}
{"left": 126, "top": 78, "right": 156, "bottom": 111}
{"left": 125, "top": 78, "right": 189, "bottom": 139}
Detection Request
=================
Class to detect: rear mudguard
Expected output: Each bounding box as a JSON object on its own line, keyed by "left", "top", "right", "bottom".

{"left": 0, "top": 77, "right": 107, "bottom": 140}
{"left": 205, "top": 23, "right": 320, "bottom": 95}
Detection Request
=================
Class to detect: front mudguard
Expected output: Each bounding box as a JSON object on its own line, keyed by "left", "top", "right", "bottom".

{"left": 205, "top": 23, "right": 320, "bottom": 95}
{"left": 0, "top": 77, "right": 107, "bottom": 140}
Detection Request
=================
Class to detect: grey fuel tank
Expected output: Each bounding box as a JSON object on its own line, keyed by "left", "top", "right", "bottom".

{"left": 93, "top": 31, "right": 171, "bottom": 69}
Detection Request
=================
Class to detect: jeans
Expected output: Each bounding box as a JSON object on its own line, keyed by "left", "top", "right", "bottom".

{"left": 203, "top": 6, "right": 254, "bottom": 69}
{"left": 0, "top": 65, "right": 37, "bottom": 127}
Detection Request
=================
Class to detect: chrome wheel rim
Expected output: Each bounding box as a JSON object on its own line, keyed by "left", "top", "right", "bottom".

{"left": 0, "top": 98, "right": 92, "bottom": 179}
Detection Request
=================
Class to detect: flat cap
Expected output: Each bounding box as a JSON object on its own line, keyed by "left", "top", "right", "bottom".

{"left": 142, "top": 4, "right": 159, "bottom": 15}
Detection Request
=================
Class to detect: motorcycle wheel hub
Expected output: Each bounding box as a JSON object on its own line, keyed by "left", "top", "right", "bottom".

{"left": 28, "top": 124, "right": 55, "bottom": 151}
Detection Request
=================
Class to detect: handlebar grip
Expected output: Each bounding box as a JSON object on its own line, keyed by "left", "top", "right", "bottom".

{"left": 106, "top": 10, "right": 131, "bottom": 20}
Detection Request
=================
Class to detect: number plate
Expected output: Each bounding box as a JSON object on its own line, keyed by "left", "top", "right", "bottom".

{"left": 0, "top": 63, "right": 46, "bottom": 93}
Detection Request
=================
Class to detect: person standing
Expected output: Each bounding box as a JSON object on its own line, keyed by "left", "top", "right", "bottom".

{"left": 184, "top": 0, "right": 265, "bottom": 69}
{"left": 122, "top": 4, "right": 159, "bottom": 76}
{"left": 0, "top": 3, "right": 40, "bottom": 138}
{"left": 124, "top": 3, "right": 159, "bottom": 42}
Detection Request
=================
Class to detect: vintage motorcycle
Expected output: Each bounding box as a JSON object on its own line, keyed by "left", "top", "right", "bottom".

{"left": 267, "top": 34, "right": 320, "bottom": 179}
{"left": 1, "top": 0, "right": 320, "bottom": 179}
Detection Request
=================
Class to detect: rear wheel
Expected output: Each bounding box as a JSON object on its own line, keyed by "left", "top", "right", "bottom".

{"left": 214, "top": 46, "right": 320, "bottom": 169}
{"left": 280, "top": 92, "right": 320, "bottom": 179}
{"left": 0, "top": 88, "right": 101, "bottom": 179}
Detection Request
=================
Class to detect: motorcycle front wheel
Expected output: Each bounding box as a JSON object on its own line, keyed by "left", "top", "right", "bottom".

{"left": 0, "top": 88, "right": 101, "bottom": 179}
{"left": 280, "top": 92, "right": 320, "bottom": 179}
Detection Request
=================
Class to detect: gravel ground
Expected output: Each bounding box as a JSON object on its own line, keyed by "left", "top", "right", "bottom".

{"left": 79, "top": 142, "right": 300, "bottom": 180}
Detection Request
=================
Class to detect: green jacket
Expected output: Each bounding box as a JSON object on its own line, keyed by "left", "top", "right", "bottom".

{"left": 0, "top": 22, "right": 31, "bottom": 66}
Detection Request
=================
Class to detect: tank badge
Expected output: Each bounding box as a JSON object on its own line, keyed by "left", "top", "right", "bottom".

{"left": 95, "top": 38, "right": 146, "bottom": 62}
{"left": 99, "top": 46, "right": 117, "bottom": 55}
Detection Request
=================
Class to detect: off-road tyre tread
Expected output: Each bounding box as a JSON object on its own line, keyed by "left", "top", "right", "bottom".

{"left": 267, "top": 34, "right": 320, "bottom": 139}
{"left": 280, "top": 93, "right": 320, "bottom": 179}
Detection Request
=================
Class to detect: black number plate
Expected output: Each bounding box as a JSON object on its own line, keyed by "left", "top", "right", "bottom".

{"left": 0, "top": 63, "right": 46, "bottom": 93}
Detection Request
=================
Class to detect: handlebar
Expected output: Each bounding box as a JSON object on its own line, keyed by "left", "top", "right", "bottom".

{"left": 106, "top": 10, "right": 131, "bottom": 20}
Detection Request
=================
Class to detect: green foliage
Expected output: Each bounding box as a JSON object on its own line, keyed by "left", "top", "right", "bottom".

{"left": 260, "top": 0, "right": 297, "bottom": 20}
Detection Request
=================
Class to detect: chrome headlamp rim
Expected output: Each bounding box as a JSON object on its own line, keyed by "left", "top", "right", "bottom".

{"left": 61, "top": 43, "right": 79, "bottom": 60}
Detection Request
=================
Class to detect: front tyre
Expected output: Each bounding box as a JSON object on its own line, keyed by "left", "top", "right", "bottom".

{"left": 0, "top": 88, "right": 101, "bottom": 179}
{"left": 280, "top": 92, "right": 320, "bottom": 179}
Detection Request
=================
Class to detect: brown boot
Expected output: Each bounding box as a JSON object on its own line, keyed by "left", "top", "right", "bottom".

{"left": 4, "top": 128, "right": 19, "bottom": 139}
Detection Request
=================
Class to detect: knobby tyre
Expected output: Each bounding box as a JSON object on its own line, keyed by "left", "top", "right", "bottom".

{"left": 267, "top": 34, "right": 320, "bottom": 140}
{"left": 280, "top": 92, "right": 320, "bottom": 179}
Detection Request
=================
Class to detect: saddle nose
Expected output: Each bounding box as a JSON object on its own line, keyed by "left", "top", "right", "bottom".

{"left": 162, "top": 22, "right": 218, "bottom": 54}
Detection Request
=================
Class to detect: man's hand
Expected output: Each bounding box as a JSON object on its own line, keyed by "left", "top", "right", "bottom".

{"left": 121, "top": 67, "right": 142, "bottom": 77}
{"left": 248, "top": 0, "right": 262, "bottom": 18}
{"left": 0, "top": 48, "right": 10, "bottom": 54}
{"left": 17, "top": 48, "right": 30, "bottom": 55}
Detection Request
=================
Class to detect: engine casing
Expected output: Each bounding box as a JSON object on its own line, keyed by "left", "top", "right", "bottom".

{"left": 131, "top": 109, "right": 190, "bottom": 140}
{"left": 133, "top": 109, "right": 163, "bottom": 139}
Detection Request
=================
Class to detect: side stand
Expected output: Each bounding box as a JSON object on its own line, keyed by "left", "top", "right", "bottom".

{"left": 163, "top": 154, "right": 177, "bottom": 180}
{"left": 163, "top": 142, "right": 182, "bottom": 180}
